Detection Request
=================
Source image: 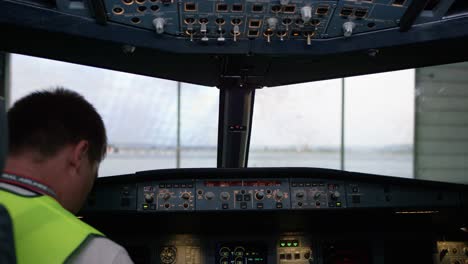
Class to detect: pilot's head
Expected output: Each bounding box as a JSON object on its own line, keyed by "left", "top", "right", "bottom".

{"left": 6, "top": 88, "right": 107, "bottom": 214}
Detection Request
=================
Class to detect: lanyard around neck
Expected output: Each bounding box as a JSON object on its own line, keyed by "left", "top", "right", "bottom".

{"left": 0, "top": 173, "right": 57, "bottom": 198}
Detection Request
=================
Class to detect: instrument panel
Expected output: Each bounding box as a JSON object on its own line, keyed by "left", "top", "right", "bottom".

{"left": 117, "top": 232, "right": 369, "bottom": 264}
{"left": 82, "top": 168, "right": 468, "bottom": 264}
{"left": 195, "top": 179, "right": 290, "bottom": 211}
{"left": 93, "top": 232, "right": 468, "bottom": 264}
{"left": 115, "top": 233, "right": 468, "bottom": 264}
{"left": 86, "top": 178, "right": 462, "bottom": 213}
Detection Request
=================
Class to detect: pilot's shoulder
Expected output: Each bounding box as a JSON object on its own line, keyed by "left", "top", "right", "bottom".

{"left": 69, "top": 236, "right": 134, "bottom": 264}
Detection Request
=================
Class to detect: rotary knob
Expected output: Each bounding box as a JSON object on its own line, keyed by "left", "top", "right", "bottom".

{"left": 220, "top": 192, "right": 230, "bottom": 201}
{"left": 181, "top": 192, "right": 190, "bottom": 200}
{"left": 144, "top": 193, "right": 154, "bottom": 203}
{"left": 255, "top": 191, "right": 265, "bottom": 200}
{"left": 296, "top": 191, "right": 305, "bottom": 199}
{"left": 162, "top": 193, "right": 171, "bottom": 200}
{"left": 331, "top": 191, "right": 341, "bottom": 200}
{"left": 314, "top": 192, "right": 321, "bottom": 200}
{"left": 205, "top": 192, "right": 215, "bottom": 200}
{"left": 276, "top": 191, "right": 284, "bottom": 200}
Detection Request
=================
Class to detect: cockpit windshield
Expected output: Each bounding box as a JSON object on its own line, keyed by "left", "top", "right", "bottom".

{"left": 8, "top": 54, "right": 467, "bottom": 184}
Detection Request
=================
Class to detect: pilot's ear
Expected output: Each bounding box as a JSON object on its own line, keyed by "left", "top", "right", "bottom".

{"left": 70, "top": 140, "right": 89, "bottom": 169}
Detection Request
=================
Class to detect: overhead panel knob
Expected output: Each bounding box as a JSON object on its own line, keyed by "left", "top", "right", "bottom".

{"left": 301, "top": 6, "right": 312, "bottom": 23}
{"left": 342, "top": 21, "right": 356, "bottom": 37}
{"left": 296, "top": 192, "right": 305, "bottom": 199}
{"left": 233, "top": 25, "right": 240, "bottom": 42}
{"left": 267, "top": 17, "right": 279, "bottom": 30}
{"left": 153, "top": 17, "right": 166, "bottom": 34}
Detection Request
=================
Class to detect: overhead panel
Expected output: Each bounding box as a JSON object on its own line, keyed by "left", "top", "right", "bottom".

{"left": 54, "top": 0, "right": 426, "bottom": 46}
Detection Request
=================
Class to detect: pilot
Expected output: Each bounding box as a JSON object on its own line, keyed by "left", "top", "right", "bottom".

{"left": 0, "top": 89, "right": 134, "bottom": 264}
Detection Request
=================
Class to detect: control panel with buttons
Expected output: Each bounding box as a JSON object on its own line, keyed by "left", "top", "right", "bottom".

{"left": 290, "top": 180, "right": 346, "bottom": 209}
{"left": 195, "top": 179, "right": 290, "bottom": 211}
{"left": 137, "top": 180, "right": 195, "bottom": 212}
{"left": 277, "top": 235, "right": 314, "bottom": 264}
{"left": 55, "top": 0, "right": 425, "bottom": 48}
{"left": 81, "top": 169, "right": 468, "bottom": 264}
{"left": 84, "top": 168, "right": 465, "bottom": 213}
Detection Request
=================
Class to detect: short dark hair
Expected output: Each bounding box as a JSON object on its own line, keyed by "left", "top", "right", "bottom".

{"left": 8, "top": 88, "right": 107, "bottom": 163}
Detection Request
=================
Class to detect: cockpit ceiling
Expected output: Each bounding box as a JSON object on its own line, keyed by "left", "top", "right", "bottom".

{"left": 0, "top": 0, "right": 467, "bottom": 86}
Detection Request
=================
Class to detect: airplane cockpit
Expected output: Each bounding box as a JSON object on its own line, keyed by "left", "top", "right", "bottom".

{"left": 0, "top": 0, "right": 468, "bottom": 263}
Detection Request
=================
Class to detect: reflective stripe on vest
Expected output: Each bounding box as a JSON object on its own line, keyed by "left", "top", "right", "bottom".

{"left": 0, "top": 187, "right": 104, "bottom": 264}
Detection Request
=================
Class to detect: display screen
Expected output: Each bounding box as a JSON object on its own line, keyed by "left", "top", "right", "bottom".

{"left": 205, "top": 181, "right": 281, "bottom": 187}
{"left": 216, "top": 242, "right": 267, "bottom": 264}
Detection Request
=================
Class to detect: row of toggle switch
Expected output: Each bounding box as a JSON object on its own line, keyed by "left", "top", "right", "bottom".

{"left": 153, "top": 17, "right": 356, "bottom": 45}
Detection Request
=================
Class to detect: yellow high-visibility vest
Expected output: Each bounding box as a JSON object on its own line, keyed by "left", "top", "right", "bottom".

{"left": 0, "top": 187, "right": 103, "bottom": 264}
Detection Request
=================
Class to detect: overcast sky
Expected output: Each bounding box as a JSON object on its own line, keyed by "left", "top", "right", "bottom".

{"left": 9, "top": 54, "right": 414, "bottom": 149}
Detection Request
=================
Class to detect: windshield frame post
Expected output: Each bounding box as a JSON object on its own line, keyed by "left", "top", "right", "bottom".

{"left": 217, "top": 79, "right": 256, "bottom": 168}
